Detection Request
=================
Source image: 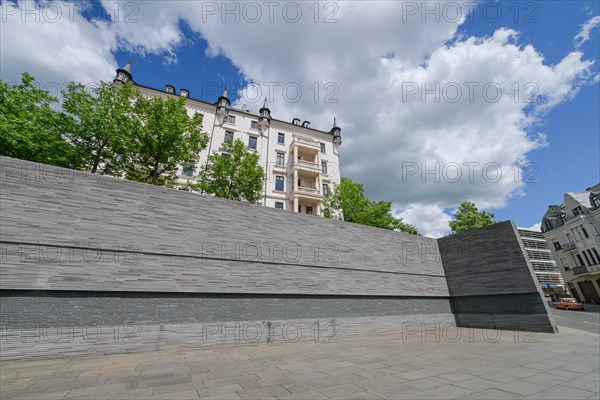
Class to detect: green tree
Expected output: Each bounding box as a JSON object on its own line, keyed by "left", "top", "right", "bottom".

{"left": 194, "top": 139, "right": 265, "bottom": 204}
{"left": 124, "top": 93, "right": 208, "bottom": 185}
{"left": 62, "top": 81, "right": 136, "bottom": 174}
{"left": 323, "top": 177, "right": 419, "bottom": 234}
{"left": 0, "top": 73, "right": 79, "bottom": 167}
{"left": 448, "top": 200, "right": 496, "bottom": 233}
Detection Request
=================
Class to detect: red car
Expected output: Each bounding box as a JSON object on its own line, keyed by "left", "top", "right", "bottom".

{"left": 554, "top": 298, "right": 585, "bottom": 311}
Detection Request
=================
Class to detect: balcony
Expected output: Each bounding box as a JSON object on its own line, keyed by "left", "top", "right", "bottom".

{"left": 293, "top": 184, "right": 323, "bottom": 198}
{"left": 292, "top": 135, "right": 320, "bottom": 151}
{"left": 295, "top": 159, "right": 319, "bottom": 174}
{"left": 572, "top": 265, "right": 588, "bottom": 275}
{"left": 561, "top": 242, "right": 577, "bottom": 252}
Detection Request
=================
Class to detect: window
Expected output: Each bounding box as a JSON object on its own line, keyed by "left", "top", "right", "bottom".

{"left": 586, "top": 250, "right": 598, "bottom": 265}
{"left": 566, "top": 233, "right": 573, "bottom": 244}
{"left": 582, "top": 251, "right": 592, "bottom": 266}
{"left": 582, "top": 227, "right": 589, "bottom": 238}
{"left": 593, "top": 248, "right": 600, "bottom": 263}
{"left": 320, "top": 143, "right": 326, "bottom": 154}
{"left": 276, "top": 152, "right": 285, "bottom": 166}
{"left": 275, "top": 176, "right": 284, "bottom": 191}
{"left": 275, "top": 202, "right": 284, "bottom": 210}
{"left": 592, "top": 195, "right": 600, "bottom": 208}
{"left": 224, "top": 131, "right": 234, "bottom": 143}
{"left": 248, "top": 136, "right": 257, "bottom": 150}
{"left": 227, "top": 115, "right": 236, "bottom": 124}
{"left": 251, "top": 121, "right": 259, "bottom": 129}
{"left": 323, "top": 183, "right": 329, "bottom": 196}
{"left": 572, "top": 206, "right": 585, "bottom": 216}
{"left": 553, "top": 242, "right": 562, "bottom": 251}
{"left": 278, "top": 133, "right": 285, "bottom": 144}
{"left": 575, "top": 253, "right": 585, "bottom": 266}
{"left": 182, "top": 161, "right": 195, "bottom": 177}
{"left": 306, "top": 206, "right": 313, "bottom": 215}
{"left": 321, "top": 161, "right": 327, "bottom": 174}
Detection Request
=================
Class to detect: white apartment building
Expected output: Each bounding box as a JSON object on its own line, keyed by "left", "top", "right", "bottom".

{"left": 517, "top": 228, "right": 565, "bottom": 299}
{"left": 541, "top": 183, "right": 600, "bottom": 304}
{"left": 114, "top": 62, "right": 342, "bottom": 216}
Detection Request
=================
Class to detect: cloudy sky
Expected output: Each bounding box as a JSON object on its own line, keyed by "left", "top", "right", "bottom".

{"left": 1, "top": 0, "right": 598, "bottom": 237}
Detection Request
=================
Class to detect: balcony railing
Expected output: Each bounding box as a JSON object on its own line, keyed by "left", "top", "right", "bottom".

{"left": 293, "top": 185, "right": 322, "bottom": 197}
{"left": 296, "top": 160, "right": 319, "bottom": 170}
{"left": 292, "top": 135, "right": 320, "bottom": 150}
{"left": 572, "top": 265, "right": 589, "bottom": 275}
{"left": 561, "top": 242, "right": 577, "bottom": 252}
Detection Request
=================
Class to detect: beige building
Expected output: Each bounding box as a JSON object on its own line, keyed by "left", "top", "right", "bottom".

{"left": 541, "top": 183, "right": 600, "bottom": 304}
{"left": 518, "top": 228, "right": 565, "bottom": 299}
{"left": 114, "top": 62, "right": 342, "bottom": 216}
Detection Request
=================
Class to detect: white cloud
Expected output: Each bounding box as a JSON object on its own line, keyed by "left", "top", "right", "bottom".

{"left": 397, "top": 204, "right": 452, "bottom": 238}
{"left": 1, "top": 1, "right": 597, "bottom": 236}
{"left": 521, "top": 222, "right": 542, "bottom": 232}
{"left": 575, "top": 15, "right": 600, "bottom": 48}
{"left": 0, "top": 1, "right": 117, "bottom": 89}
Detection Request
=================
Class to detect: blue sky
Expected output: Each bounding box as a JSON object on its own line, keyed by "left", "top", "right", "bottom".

{"left": 2, "top": 0, "right": 599, "bottom": 235}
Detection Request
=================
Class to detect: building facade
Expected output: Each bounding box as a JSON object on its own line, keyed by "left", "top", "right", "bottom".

{"left": 518, "top": 228, "right": 565, "bottom": 299}
{"left": 541, "top": 183, "right": 600, "bottom": 304}
{"left": 114, "top": 62, "right": 342, "bottom": 216}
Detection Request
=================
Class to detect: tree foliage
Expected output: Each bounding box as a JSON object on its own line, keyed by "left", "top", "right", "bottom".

{"left": 194, "top": 139, "right": 265, "bottom": 204}
{"left": 62, "top": 81, "right": 136, "bottom": 174}
{"left": 323, "top": 177, "right": 419, "bottom": 234}
{"left": 448, "top": 200, "right": 497, "bottom": 233}
{"left": 0, "top": 73, "right": 78, "bottom": 167}
{"left": 124, "top": 93, "right": 208, "bottom": 185}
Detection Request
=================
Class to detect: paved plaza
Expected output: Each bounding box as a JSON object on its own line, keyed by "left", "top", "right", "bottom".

{"left": 1, "top": 322, "right": 599, "bottom": 400}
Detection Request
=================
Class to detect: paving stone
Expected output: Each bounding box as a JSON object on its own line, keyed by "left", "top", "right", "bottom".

{"left": 524, "top": 385, "right": 595, "bottom": 399}
{"left": 522, "top": 372, "right": 571, "bottom": 386}
{"left": 452, "top": 377, "right": 502, "bottom": 392}
{"left": 276, "top": 389, "right": 329, "bottom": 399}
{"left": 420, "top": 384, "right": 473, "bottom": 399}
{"left": 329, "top": 392, "right": 384, "bottom": 400}
{"left": 152, "top": 389, "right": 199, "bottom": 399}
{"left": 194, "top": 384, "right": 245, "bottom": 398}
{"left": 479, "top": 371, "right": 520, "bottom": 384}
{"left": 366, "top": 382, "right": 427, "bottom": 399}
{"left": 236, "top": 385, "right": 290, "bottom": 400}
{"left": 355, "top": 374, "right": 406, "bottom": 390}
{"left": 152, "top": 382, "right": 203, "bottom": 396}
{"left": 436, "top": 372, "right": 477, "bottom": 382}
{"left": 316, "top": 382, "right": 364, "bottom": 397}
{"left": 458, "top": 388, "right": 524, "bottom": 399}
{"left": 404, "top": 377, "right": 453, "bottom": 390}
{"left": 496, "top": 380, "right": 548, "bottom": 396}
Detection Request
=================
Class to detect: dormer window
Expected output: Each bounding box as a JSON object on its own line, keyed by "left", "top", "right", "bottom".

{"left": 292, "top": 118, "right": 301, "bottom": 126}
{"left": 180, "top": 89, "right": 189, "bottom": 98}
{"left": 116, "top": 72, "right": 128, "bottom": 82}
{"left": 302, "top": 121, "right": 310, "bottom": 128}
{"left": 592, "top": 194, "right": 600, "bottom": 208}
{"left": 165, "top": 85, "right": 175, "bottom": 94}
{"left": 572, "top": 206, "right": 584, "bottom": 216}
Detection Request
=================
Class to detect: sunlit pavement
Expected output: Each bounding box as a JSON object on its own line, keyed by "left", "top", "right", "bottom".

{"left": 1, "top": 324, "right": 599, "bottom": 400}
